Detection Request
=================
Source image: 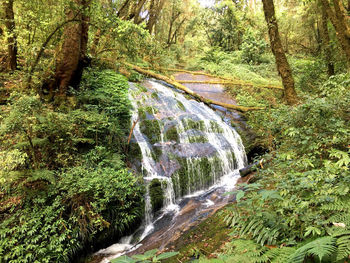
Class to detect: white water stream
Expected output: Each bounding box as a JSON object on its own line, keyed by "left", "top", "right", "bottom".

{"left": 95, "top": 80, "right": 247, "bottom": 262}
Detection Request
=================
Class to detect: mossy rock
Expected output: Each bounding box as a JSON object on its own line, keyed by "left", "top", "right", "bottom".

{"left": 128, "top": 141, "right": 142, "bottom": 161}
{"left": 177, "top": 100, "right": 186, "bottom": 111}
{"left": 151, "top": 92, "right": 159, "bottom": 100}
{"left": 172, "top": 155, "right": 224, "bottom": 198}
{"left": 182, "top": 119, "right": 206, "bottom": 132}
{"left": 165, "top": 126, "right": 179, "bottom": 142}
{"left": 152, "top": 146, "right": 163, "bottom": 162}
{"left": 209, "top": 121, "right": 224, "bottom": 133}
{"left": 188, "top": 135, "right": 208, "bottom": 143}
{"left": 138, "top": 108, "right": 147, "bottom": 120}
{"left": 149, "top": 179, "right": 164, "bottom": 213}
{"left": 135, "top": 83, "right": 148, "bottom": 92}
{"left": 140, "top": 119, "right": 161, "bottom": 145}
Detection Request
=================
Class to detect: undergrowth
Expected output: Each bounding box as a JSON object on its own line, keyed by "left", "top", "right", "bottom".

{"left": 194, "top": 72, "right": 350, "bottom": 262}
{"left": 0, "top": 68, "right": 144, "bottom": 262}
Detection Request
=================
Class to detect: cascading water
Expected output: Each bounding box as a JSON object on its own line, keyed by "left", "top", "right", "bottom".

{"left": 129, "top": 80, "right": 247, "bottom": 235}
{"left": 95, "top": 79, "right": 247, "bottom": 262}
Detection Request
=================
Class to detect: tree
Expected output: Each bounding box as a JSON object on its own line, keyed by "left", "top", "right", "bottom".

{"left": 3, "top": 0, "right": 18, "bottom": 71}
{"left": 319, "top": 1, "right": 335, "bottom": 76}
{"left": 146, "top": 0, "right": 166, "bottom": 34}
{"left": 262, "top": 0, "right": 298, "bottom": 105}
{"left": 320, "top": 0, "right": 350, "bottom": 64}
{"left": 48, "top": 0, "right": 91, "bottom": 99}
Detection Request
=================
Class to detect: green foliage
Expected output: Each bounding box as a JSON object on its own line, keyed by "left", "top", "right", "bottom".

{"left": 0, "top": 68, "right": 144, "bottom": 262}
{"left": 111, "top": 249, "right": 179, "bottom": 263}
{"left": 288, "top": 236, "right": 336, "bottom": 263}
{"left": 241, "top": 30, "right": 267, "bottom": 64}
{"left": 211, "top": 73, "right": 350, "bottom": 262}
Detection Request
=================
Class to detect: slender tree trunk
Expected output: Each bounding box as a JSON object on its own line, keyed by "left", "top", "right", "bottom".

{"left": 320, "top": 0, "right": 350, "bottom": 63}
{"left": 262, "top": 0, "right": 298, "bottom": 105}
{"left": 130, "top": 0, "right": 147, "bottom": 23}
{"left": 118, "top": 0, "right": 131, "bottom": 19}
{"left": 3, "top": 0, "right": 18, "bottom": 71}
{"left": 319, "top": 3, "right": 335, "bottom": 76}
{"left": 50, "top": 0, "right": 90, "bottom": 98}
{"left": 146, "top": 0, "right": 166, "bottom": 34}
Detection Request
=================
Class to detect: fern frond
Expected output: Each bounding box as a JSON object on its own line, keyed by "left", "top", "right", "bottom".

{"left": 265, "top": 247, "right": 296, "bottom": 263}
{"left": 333, "top": 230, "right": 350, "bottom": 261}
{"left": 288, "top": 236, "right": 337, "bottom": 263}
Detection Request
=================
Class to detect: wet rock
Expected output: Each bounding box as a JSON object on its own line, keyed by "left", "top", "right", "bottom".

{"left": 173, "top": 143, "right": 217, "bottom": 158}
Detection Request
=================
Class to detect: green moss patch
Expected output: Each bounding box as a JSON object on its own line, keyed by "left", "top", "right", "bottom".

{"left": 149, "top": 179, "right": 164, "bottom": 213}
{"left": 210, "top": 121, "right": 224, "bottom": 133}
{"left": 140, "top": 119, "right": 161, "bottom": 145}
{"left": 165, "top": 126, "right": 179, "bottom": 142}
{"left": 172, "top": 156, "right": 224, "bottom": 198}
{"left": 182, "top": 118, "right": 206, "bottom": 131}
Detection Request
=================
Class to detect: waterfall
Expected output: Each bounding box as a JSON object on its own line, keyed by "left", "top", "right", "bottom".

{"left": 128, "top": 80, "right": 247, "bottom": 240}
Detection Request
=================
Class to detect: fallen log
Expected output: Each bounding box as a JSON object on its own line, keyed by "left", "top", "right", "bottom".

{"left": 239, "top": 159, "right": 265, "bottom": 177}
{"left": 123, "top": 62, "right": 265, "bottom": 112}
{"left": 158, "top": 67, "right": 283, "bottom": 90}
{"left": 176, "top": 80, "right": 284, "bottom": 90}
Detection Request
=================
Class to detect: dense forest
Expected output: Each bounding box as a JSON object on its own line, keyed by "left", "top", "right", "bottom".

{"left": 0, "top": 0, "right": 349, "bottom": 262}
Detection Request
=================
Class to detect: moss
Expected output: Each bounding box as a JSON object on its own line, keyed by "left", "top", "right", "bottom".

{"left": 182, "top": 119, "right": 206, "bottom": 131}
{"left": 128, "top": 71, "right": 143, "bottom": 82}
{"left": 172, "top": 155, "right": 224, "bottom": 198}
{"left": 177, "top": 100, "right": 186, "bottom": 111}
{"left": 165, "top": 126, "right": 179, "bottom": 142}
{"left": 209, "top": 121, "right": 224, "bottom": 133}
{"left": 152, "top": 146, "right": 163, "bottom": 162}
{"left": 135, "top": 83, "right": 148, "bottom": 92}
{"left": 151, "top": 92, "right": 159, "bottom": 100}
{"left": 149, "top": 179, "right": 164, "bottom": 213}
{"left": 188, "top": 135, "right": 208, "bottom": 143}
{"left": 138, "top": 107, "right": 146, "bottom": 120}
{"left": 145, "top": 105, "right": 158, "bottom": 114}
{"left": 140, "top": 119, "right": 161, "bottom": 145}
{"left": 128, "top": 142, "right": 142, "bottom": 161}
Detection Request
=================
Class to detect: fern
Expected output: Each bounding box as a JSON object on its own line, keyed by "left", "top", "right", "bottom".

{"left": 288, "top": 236, "right": 337, "bottom": 263}
{"left": 266, "top": 247, "right": 296, "bottom": 263}
{"left": 333, "top": 229, "right": 350, "bottom": 261}
{"left": 225, "top": 210, "right": 283, "bottom": 246}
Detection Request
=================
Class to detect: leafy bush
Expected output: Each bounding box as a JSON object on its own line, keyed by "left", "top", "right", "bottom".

{"left": 241, "top": 30, "right": 267, "bottom": 64}
{"left": 216, "top": 73, "right": 350, "bottom": 262}
{"left": 0, "top": 68, "right": 144, "bottom": 262}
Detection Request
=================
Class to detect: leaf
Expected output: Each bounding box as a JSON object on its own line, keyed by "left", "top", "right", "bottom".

{"left": 154, "top": 251, "right": 179, "bottom": 260}
{"left": 236, "top": 190, "right": 245, "bottom": 202}
{"left": 110, "top": 255, "right": 136, "bottom": 263}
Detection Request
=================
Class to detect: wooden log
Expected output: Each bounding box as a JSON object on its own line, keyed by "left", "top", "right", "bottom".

{"left": 158, "top": 67, "right": 283, "bottom": 90}
{"left": 123, "top": 62, "right": 265, "bottom": 112}
{"left": 239, "top": 159, "right": 265, "bottom": 177}
{"left": 176, "top": 80, "right": 284, "bottom": 90}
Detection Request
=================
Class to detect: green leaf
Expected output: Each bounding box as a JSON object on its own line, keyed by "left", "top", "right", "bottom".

{"left": 111, "top": 255, "right": 136, "bottom": 263}
{"left": 154, "top": 251, "right": 179, "bottom": 260}
{"left": 236, "top": 190, "right": 245, "bottom": 202}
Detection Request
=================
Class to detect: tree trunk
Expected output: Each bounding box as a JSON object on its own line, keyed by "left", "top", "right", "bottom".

{"left": 146, "top": 0, "right": 166, "bottom": 34}
{"left": 319, "top": 3, "right": 335, "bottom": 76}
{"left": 118, "top": 0, "right": 131, "bottom": 19}
{"left": 3, "top": 0, "right": 18, "bottom": 71}
{"left": 130, "top": 0, "right": 147, "bottom": 23}
{"left": 50, "top": 0, "right": 90, "bottom": 98}
{"left": 262, "top": 0, "right": 298, "bottom": 105}
{"left": 320, "top": 0, "right": 350, "bottom": 63}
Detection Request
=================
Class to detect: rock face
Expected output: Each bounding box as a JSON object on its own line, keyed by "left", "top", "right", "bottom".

{"left": 129, "top": 80, "right": 247, "bottom": 214}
